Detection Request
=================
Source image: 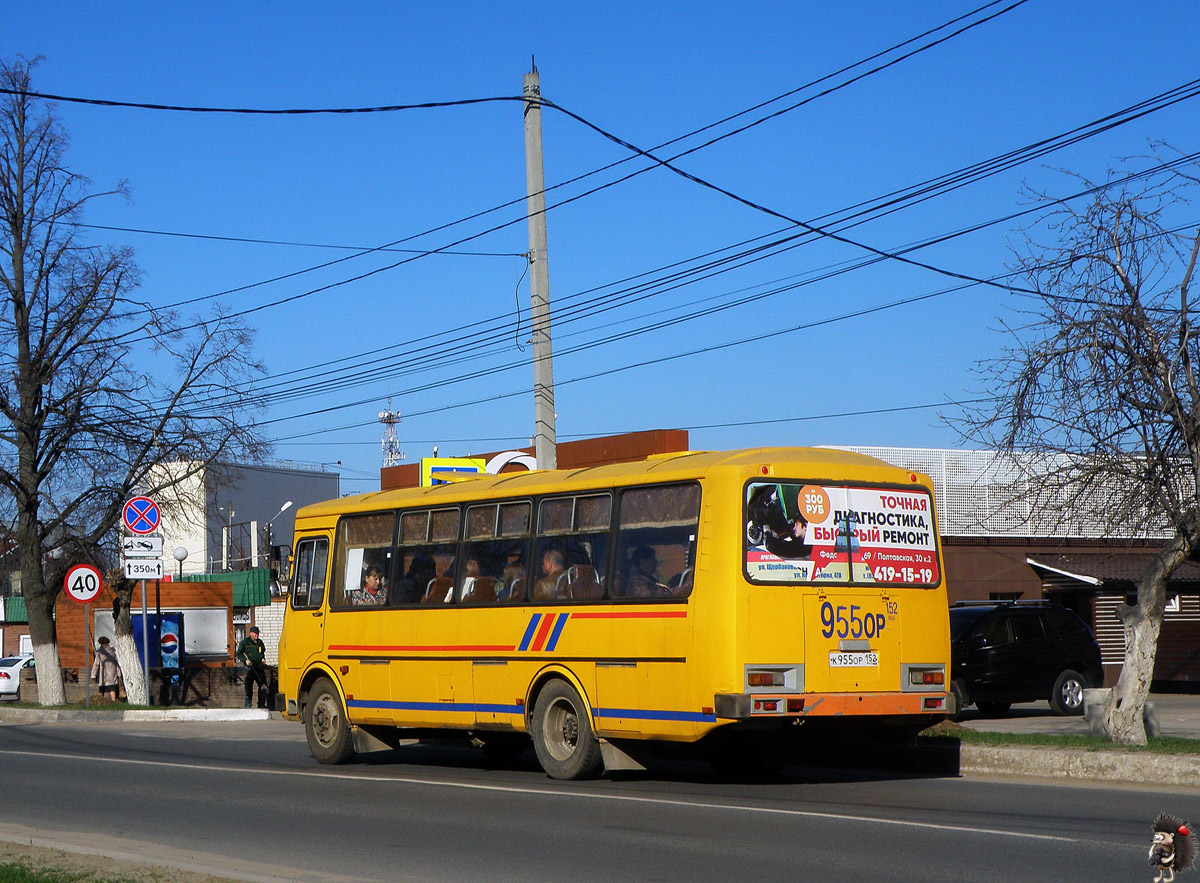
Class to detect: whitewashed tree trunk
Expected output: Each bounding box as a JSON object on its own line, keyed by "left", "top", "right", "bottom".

{"left": 31, "top": 641, "right": 65, "bottom": 706}
{"left": 112, "top": 632, "right": 146, "bottom": 705}
{"left": 1100, "top": 539, "right": 1184, "bottom": 746}
{"left": 1102, "top": 604, "right": 1162, "bottom": 745}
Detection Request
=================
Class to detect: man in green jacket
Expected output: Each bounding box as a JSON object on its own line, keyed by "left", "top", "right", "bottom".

{"left": 235, "top": 626, "right": 268, "bottom": 708}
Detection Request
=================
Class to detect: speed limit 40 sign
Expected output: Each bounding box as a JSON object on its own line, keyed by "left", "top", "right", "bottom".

{"left": 64, "top": 563, "right": 103, "bottom": 604}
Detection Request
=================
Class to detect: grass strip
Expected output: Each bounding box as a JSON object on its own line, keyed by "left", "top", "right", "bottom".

{"left": 921, "top": 721, "right": 1200, "bottom": 755}
{"left": 0, "top": 865, "right": 106, "bottom": 882}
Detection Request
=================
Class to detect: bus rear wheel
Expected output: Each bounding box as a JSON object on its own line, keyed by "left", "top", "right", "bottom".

{"left": 530, "top": 680, "right": 602, "bottom": 780}
{"left": 305, "top": 677, "right": 355, "bottom": 765}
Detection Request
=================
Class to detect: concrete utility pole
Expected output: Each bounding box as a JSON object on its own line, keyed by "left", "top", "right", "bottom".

{"left": 523, "top": 62, "right": 557, "bottom": 470}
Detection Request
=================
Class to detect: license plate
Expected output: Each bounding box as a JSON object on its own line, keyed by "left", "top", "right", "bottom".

{"left": 829, "top": 651, "right": 878, "bottom": 668}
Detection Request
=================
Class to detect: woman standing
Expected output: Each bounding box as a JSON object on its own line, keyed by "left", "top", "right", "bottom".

{"left": 90, "top": 636, "right": 121, "bottom": 703}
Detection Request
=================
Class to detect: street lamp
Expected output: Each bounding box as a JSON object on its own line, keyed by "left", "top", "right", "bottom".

{"left": 172, "top": 546, "right": 188, "bottom": 581}
{"left": 265, "top": 501, "right": 293, "bottom": 577}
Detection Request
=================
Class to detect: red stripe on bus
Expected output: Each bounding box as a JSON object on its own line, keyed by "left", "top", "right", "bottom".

{"left": 570, "top": 611, "right": 688, "bottom": 619}
{"left": 328, "top": 644, "right": 514, "bottom": 652}
{"left": 529, "top": 614, "right": 557, "bottom": 651}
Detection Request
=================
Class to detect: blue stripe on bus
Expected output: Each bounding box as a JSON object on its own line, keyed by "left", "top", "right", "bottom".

{"left": 545, "top": 613, "right": 569, "bottom": 651}
{"left": 346, "top": 699, "right": 524, "bottom": 715}
{"left": 517, "top": 614, "right": 542, "bottom": 651}
{"left": 592, "top": 707, "right": 717, "bottom": 723}
{"left": 345, "top": 699, "right": 712, "bottom": 723}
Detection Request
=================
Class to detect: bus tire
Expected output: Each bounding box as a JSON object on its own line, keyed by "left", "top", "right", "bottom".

{"left": 529, "top": 680, "right": 602, "bottom": 780}
{"left": 305, "top": 677, "right": 355, "bottom": 765}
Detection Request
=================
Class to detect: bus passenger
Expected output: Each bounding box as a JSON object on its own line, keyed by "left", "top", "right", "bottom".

{"left": 393, "top": 553, "right": 434, "bottom": 604}
{"left": 532, "top": 549, "right": 566, "bottom": 601}
{"left": 459, "top": 558, "right": 481, "bottom": 601}
{"left": 500, "top": 553, "right": 526, "bottom": 601}
{"left": 352, "top": 565, "right": 388, "bottom": 606}
{"left": 627, "top": 546, "right": 670, "bottom": 597}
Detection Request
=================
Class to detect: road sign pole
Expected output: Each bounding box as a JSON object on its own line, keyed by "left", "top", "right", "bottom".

{"left": 83, "top": 603, "right": 90, "bottom": 709}
{"left": 140, "top": 579, "right": 149, "bottom": 705}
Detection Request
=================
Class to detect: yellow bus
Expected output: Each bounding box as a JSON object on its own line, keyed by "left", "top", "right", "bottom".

{"left": 277, "top": 447, "right": 950, "bottom": 779}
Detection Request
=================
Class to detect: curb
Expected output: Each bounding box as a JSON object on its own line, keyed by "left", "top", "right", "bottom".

{"left": 0, "top": 707, "right": 272, "bottom": 724}
{"left": 958, "top": 744, "right": 1200, "bottom": 787}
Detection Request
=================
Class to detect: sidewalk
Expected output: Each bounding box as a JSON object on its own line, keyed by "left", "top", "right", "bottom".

{"left": 949, "top": 691, "right": 1200, "bottom": 787}
{"left": 0, "top": 705, "right": 271, "bottom": 723}
{"left": 957, "top": 691, "right": 1200, "bottom": 739}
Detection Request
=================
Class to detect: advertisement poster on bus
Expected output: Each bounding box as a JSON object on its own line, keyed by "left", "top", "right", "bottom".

{"left": 744, "top": 482, "right": 939, "bottom": 586}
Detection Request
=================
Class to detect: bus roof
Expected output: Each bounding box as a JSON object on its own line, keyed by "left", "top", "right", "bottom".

{"left": 296, "top": 446, "right": 932, "bottom": 521}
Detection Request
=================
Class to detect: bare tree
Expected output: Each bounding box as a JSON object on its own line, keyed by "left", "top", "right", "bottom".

{"left": 0, "top": 58, "right": 265, "bottom": 704}
{"left": 968, "top": 156, "right": 1200, "bottom": 744}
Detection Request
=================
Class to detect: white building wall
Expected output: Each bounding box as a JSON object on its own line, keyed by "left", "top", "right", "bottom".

{"left": 252, "top": 600, "right": 286, "bottom": 665}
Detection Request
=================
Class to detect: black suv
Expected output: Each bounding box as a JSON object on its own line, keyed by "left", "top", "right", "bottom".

{"left": 949, "top": 602, "right": 1103, "bottom": 718}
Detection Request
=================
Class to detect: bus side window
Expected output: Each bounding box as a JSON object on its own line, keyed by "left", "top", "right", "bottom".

{"left": 331, "top": 513, "right": 396, "bottom": 608}
{"left": 461, "top": 502, "right": 530, "bottom": 605}
{"left": 613, "top": 484, "right": 700, "bottom": 600}
{"left": 395, "top": 508, "right": 460, "bottom": 606}
{"left": 291, "top": 538, "right": 329, "bottom": 610}
{"left": 532, "top": 494, "right": 610, "bottom": 604}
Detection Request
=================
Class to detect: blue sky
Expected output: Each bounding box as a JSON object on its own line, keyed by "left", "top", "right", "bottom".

{"left": 6, "top": 2, "right": 1199, "bottom": 491}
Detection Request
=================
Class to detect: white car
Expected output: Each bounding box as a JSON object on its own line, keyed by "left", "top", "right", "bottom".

{"left": 0, "top": 655, "right": 34, "bottom": 699}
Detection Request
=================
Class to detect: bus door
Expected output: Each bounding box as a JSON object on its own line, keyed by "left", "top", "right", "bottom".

{"left": 285, "top": 536, "right": 331, "bottom": 684}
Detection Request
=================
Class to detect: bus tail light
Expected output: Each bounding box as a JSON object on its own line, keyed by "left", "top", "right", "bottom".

{"left": 924, "top": 696, "right": 945, "bottom": 710}
{"left": 786, "top": 697, "right": 804, "bottom": 713}
{"left": 747, "top": 671, "right": 784, "bottom": 687}
{"left": 901, "top": 664, "right": 945, "bottom": 692}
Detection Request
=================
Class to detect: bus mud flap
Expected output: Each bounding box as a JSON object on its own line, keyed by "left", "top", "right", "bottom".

{"left": 352, "top": 724, "right": 403, "bottom": 754}
{"left": 600, "top": 738, "right": 650, "bottom": 772}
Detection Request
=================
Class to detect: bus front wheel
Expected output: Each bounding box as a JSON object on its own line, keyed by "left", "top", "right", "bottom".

{"left": 530, "top": 680, "right": 602, "bottom": 780}
{"left": 305, "top": 677, "right": 355, "bottom": 765}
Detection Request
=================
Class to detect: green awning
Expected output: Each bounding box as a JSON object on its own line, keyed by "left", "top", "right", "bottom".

{"left": 4, "top": 595, "right": 27, "bottom": 623}
{"left": 182, "top": 568, "right": 271, "bottom": 608}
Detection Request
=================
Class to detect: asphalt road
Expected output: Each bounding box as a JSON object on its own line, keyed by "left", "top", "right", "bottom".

{"left": 0, "top": 718, "right": 1190, "bottom": 882}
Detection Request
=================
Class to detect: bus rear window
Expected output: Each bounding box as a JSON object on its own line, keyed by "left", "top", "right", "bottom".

{"left": 744, "top": 482, "right": 939, "bottom": 587}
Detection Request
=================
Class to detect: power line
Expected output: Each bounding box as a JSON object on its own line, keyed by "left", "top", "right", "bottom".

{"left": 199, "top": 151, "right": 1200, "bottom": 417}
{"left": 0, "top": 90, "right": 525, "bottom": 114}
{"left": 67, "top": 222, "right": 525, "bottom": 258}
{"left": 41, "top": 1, "right": 1030, "bottom": 333}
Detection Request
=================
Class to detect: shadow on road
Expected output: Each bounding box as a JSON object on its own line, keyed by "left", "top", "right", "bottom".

{"left": 334, "top": 733, "right": 963, "bottom": 787}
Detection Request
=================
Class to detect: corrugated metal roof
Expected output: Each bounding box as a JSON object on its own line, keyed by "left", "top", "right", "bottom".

{"left": 1027, "top": 552, "right": 1200, "bottom": 588}
{"left": 3, "top": 595, "right": 27, "bottom": 624}
{"left": 181, "top": 569, "right": 270, "bottom": 608}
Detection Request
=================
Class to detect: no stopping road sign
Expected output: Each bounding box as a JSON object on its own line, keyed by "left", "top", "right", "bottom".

{"left": 122, "top": 496, "right": 161, "bottom": 535}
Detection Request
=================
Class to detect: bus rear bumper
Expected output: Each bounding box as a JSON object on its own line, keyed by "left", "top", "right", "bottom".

{"left": 714, "top": 691, "right": 947, "bottom": 720}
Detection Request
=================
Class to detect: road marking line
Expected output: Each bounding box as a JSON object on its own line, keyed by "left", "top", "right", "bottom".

{"left": 0, "top": 748, "right": 1088, "bottom": 844}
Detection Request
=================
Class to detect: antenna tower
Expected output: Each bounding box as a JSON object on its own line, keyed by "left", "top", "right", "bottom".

{"left": 379, "top": 400, "right": 402, "bottom": 467}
